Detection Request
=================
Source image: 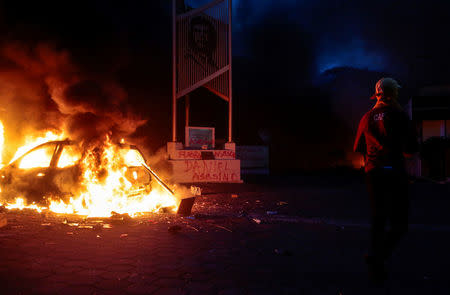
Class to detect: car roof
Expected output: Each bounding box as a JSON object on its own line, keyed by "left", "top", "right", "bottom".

{"left": 7, "top": 139, "right": 147, "bottom": 167}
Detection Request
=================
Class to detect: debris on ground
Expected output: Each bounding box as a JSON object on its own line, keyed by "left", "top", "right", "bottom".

{"left": 110, "top": 211, "right": 132, "bottom": 223}
{"left": 190, "top": 186, "right": 202, "bottom": 196}
{"left": 186, "top": 225, "right": 199, "bottom": 232}
{"left": 177, "top": 197, "right": 196, "bottom": 216}
{"left": 252, "top": 218, "right": 261, "bottom": 224}
{"left": 213, "top": 225, "right": 232, "bottom": 232}
{"left": 159, "top": 207, "right": 172, "bottom": 214}
{"left": 63, "top": 219, "right": 81, "bottom": 227}
{"left": 168, "top": 225, "right": 182, "bottom": 233}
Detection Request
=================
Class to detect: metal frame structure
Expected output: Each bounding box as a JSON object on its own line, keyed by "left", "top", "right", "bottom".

{"left": 172, "top": 0, "right": 233, "bottom": 144}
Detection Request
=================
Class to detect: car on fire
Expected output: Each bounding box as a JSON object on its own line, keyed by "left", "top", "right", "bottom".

{"left": 0, "top": 139, "right": 152, "bottom": 205}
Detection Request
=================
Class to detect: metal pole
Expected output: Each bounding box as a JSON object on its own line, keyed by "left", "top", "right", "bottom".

{"left": 141, "top": 163, "right": 175, "bottom": 196}
{"left": 228, "top": 0, "right": 233, "bottom": 143}
{"left": 172, "top": 0, "right": 177, "bottom": 142}
{"left": 185, "top": 94, "right": 190, "bottom": 127}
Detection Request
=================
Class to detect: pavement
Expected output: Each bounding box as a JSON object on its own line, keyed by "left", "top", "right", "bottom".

{"left": 1, "top": 173, "right": 450, "bottom": 295}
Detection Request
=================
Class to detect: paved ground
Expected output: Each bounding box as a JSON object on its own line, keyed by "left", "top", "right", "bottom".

{"left": 1, "top": 173, "right": 450, "bottom": 295}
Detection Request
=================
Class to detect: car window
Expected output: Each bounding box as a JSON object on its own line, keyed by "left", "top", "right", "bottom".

{"left": 120, "top": 148, "right": 145, "bottom": 167}
{"left": 58, "top": 144, "right": 82, "bottom": 168}
{"left": 19, "top": 143, "right": 57, "bottom": 169}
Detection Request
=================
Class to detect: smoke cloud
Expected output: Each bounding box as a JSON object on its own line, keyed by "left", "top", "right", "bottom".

{"left": 0, "top": 41, "right": 147, "bottom": 161}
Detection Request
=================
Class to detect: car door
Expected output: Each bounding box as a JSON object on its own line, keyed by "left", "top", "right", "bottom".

{"left": 3, "top": 142, "right": 59, "bottom": 203}
{"left": 52, "top": 142, "right": 83, "bottom": 196}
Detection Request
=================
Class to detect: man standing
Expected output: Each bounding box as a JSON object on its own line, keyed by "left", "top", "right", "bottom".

{"left": 354, "top": 78, "right": 418, "bottom": 282}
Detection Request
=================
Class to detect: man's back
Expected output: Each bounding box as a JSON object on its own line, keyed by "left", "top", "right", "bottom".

{"left": 354, "top": 103, "right": 417, "bottom": 172}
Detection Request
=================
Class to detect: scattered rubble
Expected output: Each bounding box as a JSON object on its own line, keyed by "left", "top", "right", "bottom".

{"left": 213, "top": 225, "right": 232, "bottom": 232}
{"left": 252, "top": 218, "right": 261, "bottom": 224}
{"left": 186, "top": 225, "right": 199, "bottom": 232}
{"left": 159, "top": 207, "right": 172, "bottom": 214}
{"left": 110, "top": 211, "right": 132, "bottom": 223}
{"left": 190, "top": 185, "right": 202, "bottom": 196}
{"left": 1, "top": 189, "right": 330, "bottom": 236}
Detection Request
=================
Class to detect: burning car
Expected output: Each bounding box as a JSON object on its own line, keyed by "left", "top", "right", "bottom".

{"left": 0, "top": 138, "right": 178, "bottom": 217}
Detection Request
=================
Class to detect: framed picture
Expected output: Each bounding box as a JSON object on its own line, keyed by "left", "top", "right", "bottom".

{"left": 185, "top": 126, "right": 215, "bottom": 149}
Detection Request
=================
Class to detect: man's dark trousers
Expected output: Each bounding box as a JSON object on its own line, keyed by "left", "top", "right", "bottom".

{"left": 366, "top": 167, "right": 409, "bottom": 263}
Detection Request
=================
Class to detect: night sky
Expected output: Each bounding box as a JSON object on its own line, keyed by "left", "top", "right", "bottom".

{"left": 1, "top": 0, "right": 450, "bottom": 170}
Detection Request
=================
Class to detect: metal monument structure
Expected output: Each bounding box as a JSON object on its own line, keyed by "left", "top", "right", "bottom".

{"left": 168, "top": 0, "right": 241, "bottom": 183}
{"left": 172, "top": 0, "right": 233, "bottom": 143}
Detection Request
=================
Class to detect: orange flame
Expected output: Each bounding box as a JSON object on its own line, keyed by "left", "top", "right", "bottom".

{"left": 1, "top": 128, "right": 178, "bottom": 217}
{"left": 4, "top": 197, "right": 43, "bottom": 213}
{"left": 9, "top": 131, "right": 64, "bottom": 165}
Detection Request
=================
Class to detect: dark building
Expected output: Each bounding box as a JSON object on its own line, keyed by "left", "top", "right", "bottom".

{"left": 407, "top": 87, "right": 450, "bottom": 180}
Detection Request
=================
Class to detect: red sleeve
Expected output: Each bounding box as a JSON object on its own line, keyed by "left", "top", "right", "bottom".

{"left": 354, "top": 114, "right": 367, "bottom": 154}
